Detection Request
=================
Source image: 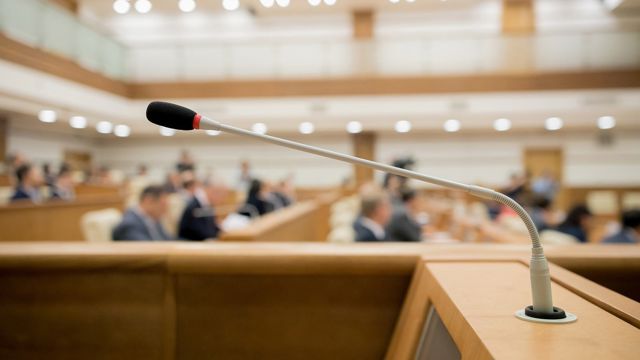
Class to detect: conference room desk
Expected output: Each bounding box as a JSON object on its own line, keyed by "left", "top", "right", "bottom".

{"left": 0, "top": 196, "right": 125, "bottom": 241}
{"left": 0, "top": 242, "right": 638, "bottom": 359}
{"left": 220, "top": 192, "right": 340, "bottom": 242}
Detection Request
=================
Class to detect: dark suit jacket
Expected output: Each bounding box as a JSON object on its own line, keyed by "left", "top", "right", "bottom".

{"left": 353, "top": 217, "right": 386, "bottom": 242}
{"left": 10, "top": 187, "right": 34, "bottom": 203}
{"left": 386, "top": 210, "right": 422, "bottom": 242}
{"left": 178, "top": 197, "right": 220, "bottom": 241}
{"left": 112, "top": 209, "right": 171, "bottom": 241}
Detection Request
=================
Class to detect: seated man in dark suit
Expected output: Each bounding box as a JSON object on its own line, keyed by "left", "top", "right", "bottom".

{"left": 386, "top": 188, "right": 422, "bottom": 242}
{"left": 50, "top": 167, "right": 76, "bottom": 201}
{"left": 10, "top": 163, "right": 43, "bottom": 203}
{"left": 603, "top": 209, "right": 640, "bottom": 244}
{"left": 112, "top": 185, "right": 172, "bottom": 241}
{"left": 179, "top": 180, "right": 229, "bottom": 241}
{"left": 353, "top": 190, "right": 392, "bottom": 242}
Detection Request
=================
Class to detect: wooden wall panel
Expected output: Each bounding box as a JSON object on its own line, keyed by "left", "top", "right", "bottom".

{"left": 352, "top": 132, "right": 376, "bottom": 186}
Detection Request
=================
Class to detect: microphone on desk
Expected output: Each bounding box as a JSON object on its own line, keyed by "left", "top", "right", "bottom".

{"left": 146, "top": 101, "right": 576, "bottom": 324}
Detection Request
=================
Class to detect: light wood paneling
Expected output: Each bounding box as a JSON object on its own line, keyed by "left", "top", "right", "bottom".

{"left": 0, "top": 115, "right": 6, "bottom": 163}
{"left": 48, "top": 0, "right": 78, "bottom": 13}
{"left": 352, "top": 132, "right": 376, "bottom": 186}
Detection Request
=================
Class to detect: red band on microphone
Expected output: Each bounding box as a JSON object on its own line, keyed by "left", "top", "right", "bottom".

{"left": 193, "top": 114, "right": 201, "bottom": 130}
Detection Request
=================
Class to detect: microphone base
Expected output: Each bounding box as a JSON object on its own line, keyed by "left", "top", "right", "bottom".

{"left": 515, "top": 306, "right": 577, "bottom": 324}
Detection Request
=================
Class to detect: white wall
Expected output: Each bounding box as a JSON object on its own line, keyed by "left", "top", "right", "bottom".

{"left": 6, "top": 127, "right": 97, "bottom": 167}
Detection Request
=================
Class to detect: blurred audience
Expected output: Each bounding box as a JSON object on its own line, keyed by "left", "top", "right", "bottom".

{"left": 603, "top": 209, "right": 640, "bottom": 244}
{"left": 270, "top": 178, "right": 294, "bottom": 209}
{"left": 240, "top": 179, "right": 274, "bottom": 217}
{"left": 112, "top": 185, "right": 172, "bottom": 241}
{"left": 353, "top": 188, "right": 392, "bottom": 242}
{"left": 555, "top": 204, "right": 593, "bottom": 243}
{"left": 386, "top": 188, "right": 422, "bottom": 242}
{"left": 532, "top": 170, "right": 559, "bottom": 202}
{"left": 237, "top": 160, "right": 253, "bottom": 193}
{"left": 51, "top": 168, "right": 75, "bottom": 201}
{"left": 10, "top": 163, "right": 43, "bottom": 203}
{"left": 179, "top": 180, "right": 229, "bottom": 241}
{"left": 176, "top": 150, "right": 195, "bottom": 173}
{"left": 527, "top": 196, "right": 554, "bottom": 232}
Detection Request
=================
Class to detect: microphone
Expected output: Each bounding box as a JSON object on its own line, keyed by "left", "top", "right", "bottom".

{"left": 146, "top": 101, "right": 576, "bottom": 324}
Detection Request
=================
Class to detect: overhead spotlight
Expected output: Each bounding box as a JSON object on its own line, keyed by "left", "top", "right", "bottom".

{"left": 493, "top": 118, "right": 512, "bottom": 132}
{"left": 443, "top": 119, "right": 461, "bottom": 132}
{"left": 69, "top": 116, "right": 87, "bottom": 129}
{"left": 389, "top": 0, "right": 400, "bottom": 4}
{"left": 395, "top": 120, "right": 412, "bottom": 133}
{"left": 114, "top": 124, "right": 131, "bottom": 137}
{"left": 222, "top": 0, "right": 240, "bottom": 11}
{"left": 206, "top": 130, "right": 221, "bottom": 136}
{"left": 346, "top": 121, "right": 363, "bottom": 134}
{"left": 96, "top": 121, "right": 113, "bottom": 134}
{"left": 597, "top": 116, "right": 616, "bottom": 130}
{"left": 252, "top": 123, "right": 268, "bottom": 134}
{"left": 178, "top": 0, "right": 196, "bottom": 12}
{"left": 38, "top": 110, "right": 57, "bottom": 123}
{"left": 160, "top": 127, "right": 176, "bottom": 136}
{"left": 323, "top": 0, "right": 337, "bottom": 5}
{"left": 407, "top": 0, "right": 416, "bottom": 2}
{"left": 276, "top": 0, "right": 290, "bottom": 7}
{"left": 134, "top": 0, "right": 152, "bottom": 13}
{"left": 260, "top": 0, "right": 275, "bottom": 8}
{"left": 308, "top": 0, "right": 322, "bottom": 6}
{"left": 299, "top": 122, "right": 315, "bottom": 134}
{"left": 545, "top": 117, "right": 563, "bottom": 131}
{"left": 113, "top": 0, "right": 131, "bottom": 14}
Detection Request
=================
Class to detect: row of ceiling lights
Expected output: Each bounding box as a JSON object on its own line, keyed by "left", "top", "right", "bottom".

{"left": 160, "top": 116, "right": 618, "bottom": 137}
{"left": 38, "top": 110, "right": 131, "bottom": 137}
{"left": 38, "top": 109, "right": 617, "bottom": 137}
{"left": 112, "top": 0, "right": 338, "bottom": 14}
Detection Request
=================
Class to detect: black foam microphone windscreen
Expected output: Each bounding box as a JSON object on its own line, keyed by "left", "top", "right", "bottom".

{"left": 146, "top": 101, "right": 197, "bottom": 131}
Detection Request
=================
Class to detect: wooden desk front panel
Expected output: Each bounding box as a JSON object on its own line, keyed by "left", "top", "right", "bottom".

{"left": 0, "top": 197, "right": 124, "bottom": 241}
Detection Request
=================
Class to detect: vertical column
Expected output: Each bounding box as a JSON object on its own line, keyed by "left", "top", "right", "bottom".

{"left": 352, "top": 9, "right": 375, "bottom": 75}
{"left": 0, "top": 116, "right": 7, "bottom": 165}
{"left": 49, "top": 0, "right": 79, "bottom": 13}
{"left": 352, "top": 132, "right": 376, "bottom": 187}
{"left": 502, "top": 0, "right": 535, "bottom": 34}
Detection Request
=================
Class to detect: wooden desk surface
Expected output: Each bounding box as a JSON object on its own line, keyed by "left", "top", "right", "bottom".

{"left": 426, "top": 262, "right": 640, "bottom": 359}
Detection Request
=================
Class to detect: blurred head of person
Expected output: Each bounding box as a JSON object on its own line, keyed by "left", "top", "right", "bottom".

{"left": 137, "top": 164, "right": 148, "bottom": 176}
{"left": 248, "top": 179, "right": 264, "bottom": 200}
{"left": 56, "top": 168, "right": 74, "bottom": 190}
{"left": 15, "top": 163, "right": 43, "bottom": 189}
{"left": 360, "top": 189, "right": 392, "bottom": 227}
{"left": 139, "top": 185, "right": 169, "bottom": 221}
{"left": 400, "top": 188, "right": 419, "bottom": 214}
{"left": 622, "top": 209, "right": 640, "bottom": 234}
{"left": 183, "top": 179, "right": 198, "bottom": 195}
{"left": 561, "top": 204, "right": 593, "bottom": 230}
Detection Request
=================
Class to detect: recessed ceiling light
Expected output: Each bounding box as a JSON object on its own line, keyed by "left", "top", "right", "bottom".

{"left": 324, "top": 0, "right": 337, "bottom": 5}
{"left": 493, "top": 118, "right": 512, "bottom": 132}
{"left": 597, "top": 116, "right": 616, "bottom": 130}
{"left": 160, "top": 127, "right": 176, "bottom": 136}
{"left": 308, "top": 0, "right": 322, "bottom": 6}
{"left": 114, "top": 124, "right": 131, "bottom": 137}
{"left": 134, "top": 0, "right": 152, "bottom": 13}
{"left": 222, "top": 0, "right": 239, "bottom": 11}
{"left": 346, "top": 121, "right": 363, "bottom": 134}
{"left": 443, "top": 119, "right": 461, "bottom": 132}
{"left": 545, "top": 117, "right": 563, "bottom": 131}
{"left": 69, "top": 116, "right": 87, "bottom": 129}
{"left": 178, "top": 0, "right": 196, "bottom": 12}
{"left": 113, "top": 0, "right": 131, "bottom": 14}
{"left": 206, "top": 130, "right": 221, "bottom": 136}
{"left": 275, "top": 0, "right": 290, "bottom": 7}
{"left": 96, "top": 121, "right": 113, "bottom": 134}
{"left": 389, "top": 0, "right": 400, "bottom": 4}
{"left": 38, "top": 110, "right": 57, "bottom": 123}
{"left": 395, "top": 120, "right": 412, "bottom": 133}
{"left": 252, "top": 123, "right": 268, "bottom": 134}
{"left": 259, "top": 0, "right": 275, "bottom": 8}
{"left": 299, "top": 122, "right": 315, "bottom": 134}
